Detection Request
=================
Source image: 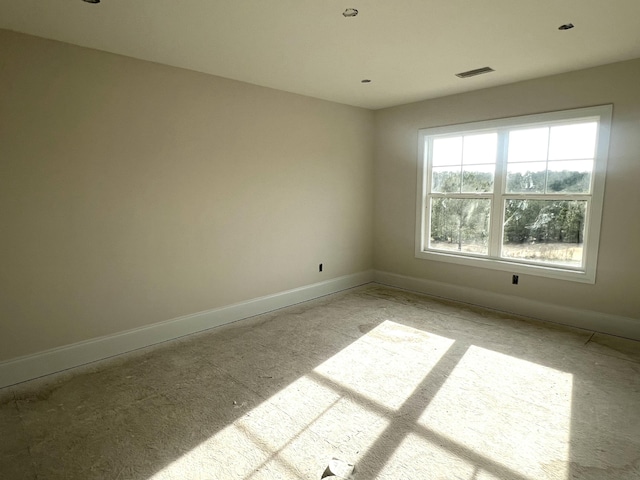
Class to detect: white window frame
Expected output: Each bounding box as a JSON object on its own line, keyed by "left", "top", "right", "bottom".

{"left": 415, "top": 105, "right": 612, "bottom": 284}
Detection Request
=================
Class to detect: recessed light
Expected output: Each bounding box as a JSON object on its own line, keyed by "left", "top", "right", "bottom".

{"left": 343, "top": 8, "right": 358, "bottom": 18}
{"left": 361, "top": 79, "right": 372, "bottom": 83}
{"left": 558, "top": 23, "right": 574, "bottom": 30}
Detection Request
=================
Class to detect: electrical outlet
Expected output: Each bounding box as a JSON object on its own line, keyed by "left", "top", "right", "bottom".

{"left": 512, "top": 274, "right": 519, "bottom": 285}
{"left": 319, "top": 263, "right": 323, "bottom": 272}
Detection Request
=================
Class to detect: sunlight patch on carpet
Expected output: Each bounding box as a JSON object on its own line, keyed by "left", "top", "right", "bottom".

{"left": 419, "top": 345, "right": 573, "bottom": 480}
{"left": 313, "top": 320, "right": 456, "bottom": 410}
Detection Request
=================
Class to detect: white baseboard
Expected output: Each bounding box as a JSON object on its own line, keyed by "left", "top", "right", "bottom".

{"left": 374, "top": 270, "right": 640, "bottom": 341}
{"left": 0, "top": 270, "right": 374, "bottom": 389}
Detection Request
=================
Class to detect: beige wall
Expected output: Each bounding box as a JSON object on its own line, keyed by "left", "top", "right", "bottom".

{"left": 3, "top": 28, "right": 639, "bottom": 364}
{"left": 374, "top": 58, "right": 640, "bottom": 321}
{"left": 0, "top": 30, "right": 374, "bottom": 361}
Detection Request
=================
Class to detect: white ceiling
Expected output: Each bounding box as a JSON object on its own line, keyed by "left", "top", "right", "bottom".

{"left": 2, "top": 0, "right": 639, "bottom": 110}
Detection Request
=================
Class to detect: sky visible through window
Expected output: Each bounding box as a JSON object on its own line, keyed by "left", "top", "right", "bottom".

{"left": 431, "top": 122, "right": 597, "bottom": 172}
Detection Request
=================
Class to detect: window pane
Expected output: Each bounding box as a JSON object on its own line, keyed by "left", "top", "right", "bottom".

{"left": 548, "top": 122, "right": 597, "bottom": 160}
{"left": 502, "top": 199, "right": 586, "bottom": 267}
{"left": 432, "top": 137, "right": 462, "bottom": 166}
{"left": 508, "top": 127, "right": 549, "bottom": 162}
{"left": 428, "top": 198, "right": 491, "bottom": 255}
{"left": 462, "top": 164, "right": 494, "bottom": 193}
{"left": 506, "top": 162, "right": 546, "bottom": 193}
{"left": 432, "top": 166, "right": 461, "bottom": 193}
{"left": 546, "top": 160, "right": 593, "bottom": 193}
{"left": 463, "top": 133, "right": 497, "bottom": 165}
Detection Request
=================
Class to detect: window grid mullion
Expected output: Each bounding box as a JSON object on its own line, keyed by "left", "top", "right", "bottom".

{"left": 489, "top": 129, "right": 508, "bottom": 258}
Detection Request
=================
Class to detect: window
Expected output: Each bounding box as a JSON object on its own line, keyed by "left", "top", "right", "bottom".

{"left": 416, "top": 105, "right": 612, "bottom": 283}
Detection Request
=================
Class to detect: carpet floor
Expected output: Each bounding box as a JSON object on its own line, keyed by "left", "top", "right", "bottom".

{"left": 1, "top": 284, "right": 639, "bottom": 479}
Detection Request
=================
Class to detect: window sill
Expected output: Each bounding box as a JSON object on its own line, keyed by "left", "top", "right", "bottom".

{"left": 415, "top": 249, "right": 595, "bottom": 283}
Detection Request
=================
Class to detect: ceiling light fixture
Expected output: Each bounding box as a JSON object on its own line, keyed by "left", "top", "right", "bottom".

{"left": 558, "top": 23, "right": 575, "bottom": 30}
{"left": 455, "top": 67, "right": 495, "bottom": 78}
{"left": 343, "top": 8, "right": 358, "bottom": 18}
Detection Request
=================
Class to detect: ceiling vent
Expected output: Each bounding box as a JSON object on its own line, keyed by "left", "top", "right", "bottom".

{"left": 455, "top": 67, "right": 495, "bottom": 78}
